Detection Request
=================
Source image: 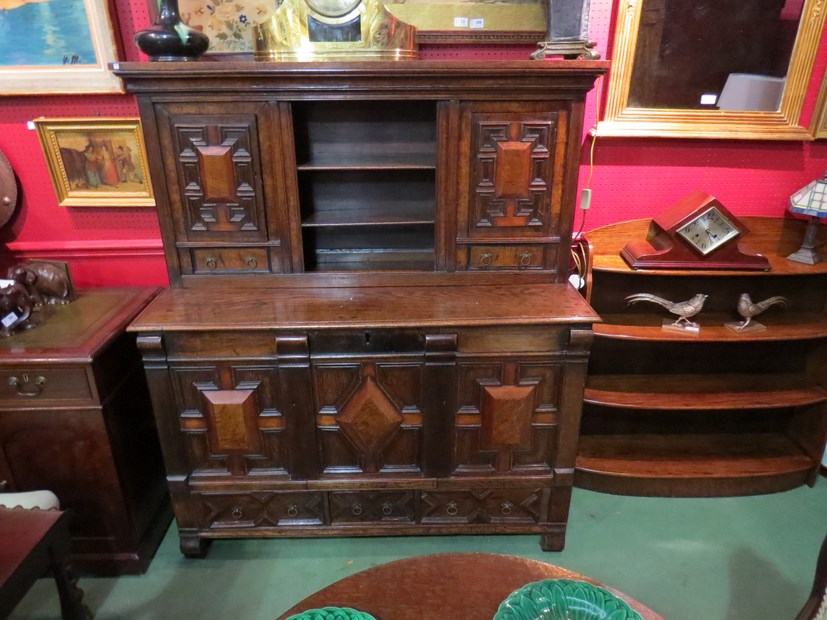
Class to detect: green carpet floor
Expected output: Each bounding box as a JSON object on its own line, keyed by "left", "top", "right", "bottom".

{"left": 10, "top": 483, "right": 827, "bottom": 620}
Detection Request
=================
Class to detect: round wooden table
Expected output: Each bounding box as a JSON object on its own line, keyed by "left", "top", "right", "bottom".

{"left": 277, "top": 553, "right": 664, "bottom": 619}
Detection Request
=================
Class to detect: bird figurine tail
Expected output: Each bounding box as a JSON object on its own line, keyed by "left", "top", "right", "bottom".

{"left": 625, "top": 293, "right": 672, "bottom": 309}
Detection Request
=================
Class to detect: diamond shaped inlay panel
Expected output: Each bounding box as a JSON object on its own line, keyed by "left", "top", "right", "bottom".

{"left": 336, "top": 377, "right": 404, "bottom": 473}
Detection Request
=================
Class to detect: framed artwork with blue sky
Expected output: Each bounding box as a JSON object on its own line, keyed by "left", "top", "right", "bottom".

{"left": 0, "top": 0, "right": 121, "bottom": 94}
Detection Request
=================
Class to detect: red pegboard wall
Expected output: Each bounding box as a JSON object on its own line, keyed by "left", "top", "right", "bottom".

{"left": 2, "top": 0, "right": 827, "bottom": 287}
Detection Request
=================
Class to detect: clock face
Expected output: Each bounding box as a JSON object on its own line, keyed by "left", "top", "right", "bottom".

{"left": 676, "top": 206, "right": 740, "bottom": 256}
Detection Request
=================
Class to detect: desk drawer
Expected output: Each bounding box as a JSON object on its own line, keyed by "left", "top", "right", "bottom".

{"left": 467, "top": 245, "right": 545, "bottom": 270}
{"left": 191, "top": 247, "right": 272, "bottom": 274}
{"left": 198, "top": 491, "right": 325, "bottom": 528}
{"left": 0, "top": 367, "right": 93, "bottom": 406}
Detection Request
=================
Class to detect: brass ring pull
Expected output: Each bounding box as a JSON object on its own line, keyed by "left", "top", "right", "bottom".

{"left": 501, "top": 501, "right": 514, "bottom": 515}
{"left": 519, "top": 251, "right": 532, "bottom": 266}
{"left": 245, "top": 256, "right": 257, "bottom": 269}
{"left": 231, "top": 506, "right": 243, "bottom": 519}
{"left": 480, "top": 252, "right": 493, "bottom": 266}
{"left": 446, "top": 501, "right": 458, "bottom": 516}
{"left": 8, "top": 374, "right": 46, "bottom": 397}
{"left": 286, "top": 504, "right": 299, "bottom": 517}
{"left": 205, "top": 256, "right": 217, "bottom": 270}
{"left": 381, "top": 502, "right": 393, "bottom": 516}
{"left": 0, "top": 480, "right": 7, "bottom": 491}
{"left": 351, "top": 503, "right": 363, "bottom": 516}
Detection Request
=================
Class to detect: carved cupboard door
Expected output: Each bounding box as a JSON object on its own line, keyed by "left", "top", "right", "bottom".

{"left": 167, "top": 362, "right": 290, "bottom": 483}
{"left": 152, "top": 102, "right": 293, "bottom": 280}
{"left": 453, "top": 357, "right": 563, "bottom": 477}
{"left": 454, "top": 102, "right": 571, "bottom": 275}
{"left": 312, "top": 359, "right": 426, "bottom": 477}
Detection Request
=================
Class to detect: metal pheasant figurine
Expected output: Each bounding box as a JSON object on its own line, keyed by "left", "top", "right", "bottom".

{"left": 734, "top": 293, "right": 789, "bottom": 331}
{"left": 625, "top": 293, "right": 708, "bottom": 328}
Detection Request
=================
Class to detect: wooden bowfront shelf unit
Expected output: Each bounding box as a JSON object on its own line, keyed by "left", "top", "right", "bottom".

{"left": 116, "top": 60, "right": 606, "bottom": 555}
{"left": 580, "top": 217, "right": 827, "bottom": 497}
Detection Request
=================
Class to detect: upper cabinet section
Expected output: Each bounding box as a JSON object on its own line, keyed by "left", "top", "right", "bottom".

{"left": 116, "top": 61, "right": 606, "bottom": 287}
{"left": 597, "top": 0, "right": 826, "bottom": 139}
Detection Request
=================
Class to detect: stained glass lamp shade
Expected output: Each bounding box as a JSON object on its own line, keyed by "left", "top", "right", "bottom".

{"left": 788, "top": 174, "right": 827, "bottom": 265}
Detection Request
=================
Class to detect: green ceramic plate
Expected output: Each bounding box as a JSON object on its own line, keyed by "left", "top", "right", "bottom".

{"left": 284, "top": 607, "right": 377, "bottom": 620}
{"left": 494, "top": 578, "right": 644, "bottom": 620}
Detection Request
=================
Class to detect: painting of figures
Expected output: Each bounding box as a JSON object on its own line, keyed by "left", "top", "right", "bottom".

{"left": 35, "top": 119, "right": 155, "bottom": 207}
{"left": 0, "top": 0, "right": 121, "bottom": 94}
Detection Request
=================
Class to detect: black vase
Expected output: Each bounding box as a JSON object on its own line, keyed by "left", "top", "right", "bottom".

{"left": 134, "top": 0, "right": 210, "bottom": 61}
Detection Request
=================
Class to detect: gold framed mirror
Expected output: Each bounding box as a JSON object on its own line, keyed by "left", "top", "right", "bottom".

{"left": 596, "top": 0, "right": 826, "bottom": 140}
{"left": 810, "top": 70, "right": 827, "bottom": 139}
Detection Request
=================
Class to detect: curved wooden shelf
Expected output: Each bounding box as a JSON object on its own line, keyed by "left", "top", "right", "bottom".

{"left": 595, "top": 312, "right": 827, "bottom": 342}
{"left": 585, "top": 374, "right": 827, "bottom": 410}
{"left": 579, "top": 217, "right": 827, "bottom": 497}
{"left": 576, "top": 434, "right": 814, "bottom": 497}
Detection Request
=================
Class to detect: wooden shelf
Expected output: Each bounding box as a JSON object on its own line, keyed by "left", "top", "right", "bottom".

{"left": 309, "top": 249, "right": 435, "bottom": 272}
{"left": 595, "top": 312, "right": 827, "bottom": 342}
{"left": 576, "top": 433, "right": 815, "bottom": 496}
{"left": 296, "top": 153, "right": 437, "bottom": 171}
{"left": 585, "top": 374, "right": 827, "bottom": 410}
{"left": 302, "top": 204, "right": 436, "bottom": 228}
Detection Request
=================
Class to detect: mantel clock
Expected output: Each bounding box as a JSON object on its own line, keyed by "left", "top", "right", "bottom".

{"left": 621, "top": 190, "right": 771, "bottom": 270}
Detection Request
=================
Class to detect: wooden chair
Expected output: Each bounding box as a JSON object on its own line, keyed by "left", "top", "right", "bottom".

{"left": 797, "top": 532, "right": 827, "bottom": 620}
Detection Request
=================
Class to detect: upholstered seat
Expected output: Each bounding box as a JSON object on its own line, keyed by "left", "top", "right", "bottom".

{"left": 0, "top": 490, "right": 60, "bottom": 511}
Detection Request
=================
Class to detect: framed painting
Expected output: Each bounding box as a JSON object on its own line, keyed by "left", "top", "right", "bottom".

{"left": 34, "top": 118, "right": 155, "bottom": 207}
{"left": 173, "top": 0, "right": 546, "bottom": 53}
{"left": 0, "top": 0, "right": 122, "bottom": 95}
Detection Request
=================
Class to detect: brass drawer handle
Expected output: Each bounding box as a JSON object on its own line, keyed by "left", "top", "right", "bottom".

{"left": 205, "top": 256, "right": 217, "bottom": 270}
{"left": 8, "top": 374, "right": 46, "bottom": 397}
{"left": 501, "top": 501, "right": 514, "bottom": 515}
{"left": 480, "top": 252, "right": 494, "bottom": 266}
{"left": 381, "top": 502, "right": 393, "bottom": 516}
{"left": 446, "top": 501, "right": 458, "bottom": 516}
{"left": 245, "top": 256, "right": 257, "bottom": 269}
{"left": 231, "top": 506, "right": 243, "bottom": 519}
{"left": 351, "top": 503, "right": 363, "bottom": 516}
{"left": 0, "top": 480, "right": 8, "bottom": 491}
{"left": 286, "top": 504, "right": 299, "bottom": 517}
{"left": 519, "top": 251, "right": 532, "bottom": 266}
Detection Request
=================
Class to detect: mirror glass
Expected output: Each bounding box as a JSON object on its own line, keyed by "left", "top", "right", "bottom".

{"left": 629, "top": 0, "right": 803, "bottom": 111}
{"left": 597, "top": 0, "right": 824, "bottom": 139}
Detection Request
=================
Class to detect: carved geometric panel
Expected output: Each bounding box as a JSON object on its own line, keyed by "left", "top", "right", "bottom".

{"left": 314, "top": 362, "right": 424, "bottom": 476}
{"left": 337, "top": 376, "right": 404, "bottom": 473}
{"left": 170, "top": 364, "right": 286, "bottom": 477}
{"left": 469, "top": 116, "right": 557, "bottom": 236}
{"left": 201, "top": 389, "right": 260, "bottom": 454}
{"left": 453, "top": 360, "right": 562, "bottom": 475}
{"left": 174, "top": 119, "right": 264, "bottom": 238}
{"left": 480, "top": 384, "right": 536, "bottom": 451}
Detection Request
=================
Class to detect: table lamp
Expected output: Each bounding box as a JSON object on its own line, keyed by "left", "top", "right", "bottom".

{"left": 788, "top": 173, "right": 827, "bottom": 264}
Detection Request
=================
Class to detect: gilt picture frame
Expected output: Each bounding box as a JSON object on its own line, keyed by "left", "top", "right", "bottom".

{"left": 169, "top": 0, "right": 546, "bottom": 53}
{"left": 0, "top": 0, "right": 122, "bottom": 95}
{"left": 34, "top": 118, "right": 155, "bottom": 207}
